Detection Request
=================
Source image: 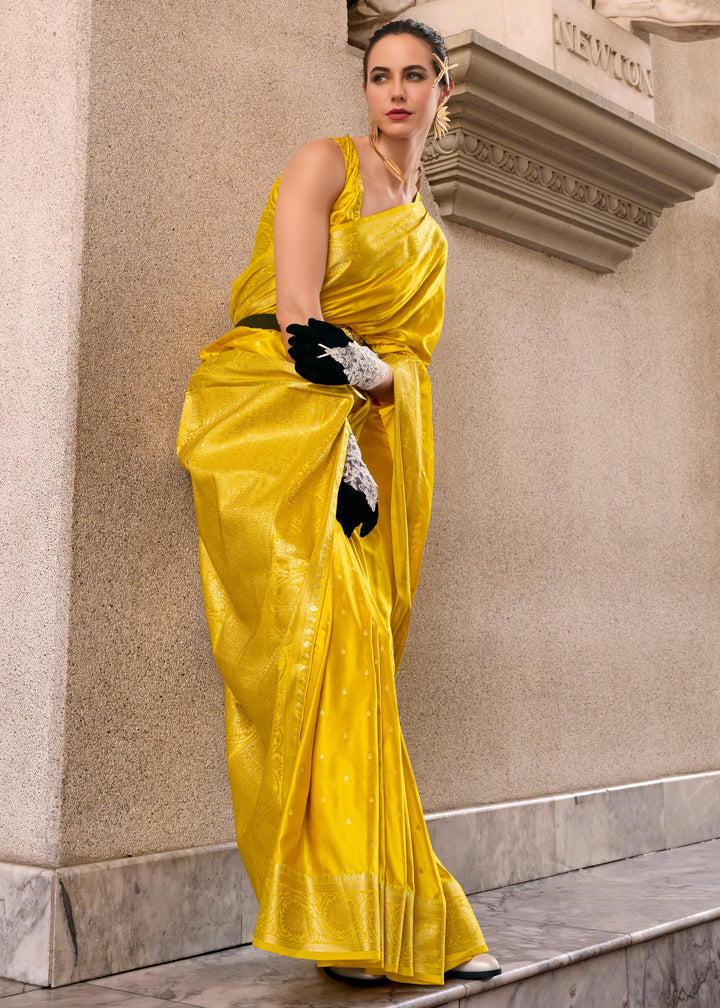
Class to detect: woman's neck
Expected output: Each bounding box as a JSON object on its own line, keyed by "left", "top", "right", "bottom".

{"left": 373, "top": 132, "right": 425, "bottom": 189}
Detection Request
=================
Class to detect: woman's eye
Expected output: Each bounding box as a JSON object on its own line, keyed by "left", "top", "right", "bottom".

{"left": 370, "top": 71, "right": 426, "bottom": 83}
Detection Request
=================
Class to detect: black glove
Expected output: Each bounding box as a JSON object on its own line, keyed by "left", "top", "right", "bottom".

{"left": 287, "top": 318, "right": 390, "bottom": 390}
{"left": 336, "top": 430, "right": 378, "bottom": 537}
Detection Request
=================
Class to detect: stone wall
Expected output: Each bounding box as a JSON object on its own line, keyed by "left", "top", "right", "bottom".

{"left": 1, "top": 0, "right": 719, "bottom": 874}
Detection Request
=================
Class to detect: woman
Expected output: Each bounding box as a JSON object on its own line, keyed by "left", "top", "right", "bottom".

{"left": 177, "top": 19, "right": 501, "bottom": 987}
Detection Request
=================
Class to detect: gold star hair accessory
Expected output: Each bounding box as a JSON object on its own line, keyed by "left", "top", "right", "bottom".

{"left": 432, "top": 51, "right": 458, "bottom": 89}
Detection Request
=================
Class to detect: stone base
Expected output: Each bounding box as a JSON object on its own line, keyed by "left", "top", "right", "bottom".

{"left": 2, "top": 771, "right": 719, "bottom": 988}
{"left": 428, "top": 769, "right": 720, "bottom": 895}
{"left": 13, "top": 841, "right": 720, "bottom": 1006}
{"left": 0, "top": 845, "right": 252, "bottom": 988}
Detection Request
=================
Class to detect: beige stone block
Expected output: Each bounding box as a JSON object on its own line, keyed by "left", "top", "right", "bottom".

{"left": 506, "top": 0, "right": 558, "bottom": 65}
{"left": 553, "top": 0, "right": 655, "bottom": 119}
{"left": 414, "top": 0, "right": 556, "bottom": 66}
{"left": 414, "top": 0, "right": 505, "bottom": 47}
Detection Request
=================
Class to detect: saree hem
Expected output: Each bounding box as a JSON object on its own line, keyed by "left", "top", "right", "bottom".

{"left": 250, "top": 861, "right": 487, "bottom": 986}
{"left": 251, "top": 938, "right": 489, "bottom": 987}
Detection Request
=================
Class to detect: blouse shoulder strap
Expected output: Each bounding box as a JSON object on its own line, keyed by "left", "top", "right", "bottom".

{"left": 330, "top": 136, "right": 363, "bottom": 222}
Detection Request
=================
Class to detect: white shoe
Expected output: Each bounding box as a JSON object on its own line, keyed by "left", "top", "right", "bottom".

{"left": 322, "top": 965, "right": 388, "bottom": 987}
{"left": 594, "top": 0, "right": 720, "bottom": 40}
{"left": 445, "top": 952, "right": 502, "bottom": 980}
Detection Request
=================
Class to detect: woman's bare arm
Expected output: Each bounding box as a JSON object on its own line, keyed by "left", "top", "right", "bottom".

{"left": 274, "top": 139, "right": 346, "bottom": 352}
{"left": 275, "top": 138, "right": 394, "bottom": 403}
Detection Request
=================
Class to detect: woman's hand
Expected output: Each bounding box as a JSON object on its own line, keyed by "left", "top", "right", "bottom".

{"left": 287, "top": 318, "right": 394, "bottom": 396}
{"left": 337, "top": 430, "right": 379, "bottom": 537}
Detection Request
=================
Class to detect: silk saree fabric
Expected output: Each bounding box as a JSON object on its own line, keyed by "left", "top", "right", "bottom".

{"left": 177, "top": 136, "right": 487, "bottom": 984}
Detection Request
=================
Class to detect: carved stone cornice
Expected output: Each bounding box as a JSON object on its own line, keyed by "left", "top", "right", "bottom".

{"left": 423, "top": 30, "right": 720, "bottom": 272}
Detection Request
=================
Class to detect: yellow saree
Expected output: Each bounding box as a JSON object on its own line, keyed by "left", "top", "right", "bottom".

{"left": 177, "top": 136, "right": 487, "bottom": 984}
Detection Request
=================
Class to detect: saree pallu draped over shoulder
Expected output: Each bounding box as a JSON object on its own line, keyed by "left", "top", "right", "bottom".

{"left": 177, "top": 137, "right": 487, "bottom": 984}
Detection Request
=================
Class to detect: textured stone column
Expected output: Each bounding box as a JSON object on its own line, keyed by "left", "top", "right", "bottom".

{"left": 0, "top": 0, "right": 91, "bottom": 870}
{"left": 0, "top": 0, "right": 90, "bottom": 985}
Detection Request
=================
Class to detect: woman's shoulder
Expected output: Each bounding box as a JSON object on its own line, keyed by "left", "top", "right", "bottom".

{"left": 276, "top": 138, "right": 354, "bottom": 211}
{"left": 283, "top": 137, "right": 347, "bottom": 183}
{"left": 278, "top": 137, "right": 361, "bottom": 223}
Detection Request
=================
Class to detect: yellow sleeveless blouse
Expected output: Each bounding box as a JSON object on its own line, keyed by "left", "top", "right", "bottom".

{"left": 177, "top": 136, "right": 487, "bottom": 984}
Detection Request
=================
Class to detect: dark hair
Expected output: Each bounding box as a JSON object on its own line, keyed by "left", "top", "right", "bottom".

{"left": 362, "top": 19, "right": 451, "bottom": 85}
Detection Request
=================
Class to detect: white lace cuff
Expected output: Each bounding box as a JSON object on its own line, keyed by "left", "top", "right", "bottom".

{"left": 343, "top": 430, "right": 378, "bottom": 510}
{"left": 318, "top": 341, "right": 391, "bottom": 391}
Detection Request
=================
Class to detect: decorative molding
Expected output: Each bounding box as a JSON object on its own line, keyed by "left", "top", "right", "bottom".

{"left": 426, "top": 130, "right": 658, "bottom": 237}
{"left": 423, "top": 30, "right": 720, "bottom": 272}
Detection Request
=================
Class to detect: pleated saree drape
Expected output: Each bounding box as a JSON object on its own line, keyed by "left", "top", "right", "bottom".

{"left": 177, "top": 137, "right": 487, "bottom": 984}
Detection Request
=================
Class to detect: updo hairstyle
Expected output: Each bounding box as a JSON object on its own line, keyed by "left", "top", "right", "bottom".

{"left": 362, "top": 19, "right": 452, "bottom": 86}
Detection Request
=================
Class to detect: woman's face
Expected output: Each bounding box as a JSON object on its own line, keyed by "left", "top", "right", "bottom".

{"left": 364, "top": 33, "right": 452, "bottom": 141}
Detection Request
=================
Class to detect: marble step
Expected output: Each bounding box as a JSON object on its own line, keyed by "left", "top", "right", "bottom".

{"left": 2, "top": 839, "right": 719, "bottom": 1007}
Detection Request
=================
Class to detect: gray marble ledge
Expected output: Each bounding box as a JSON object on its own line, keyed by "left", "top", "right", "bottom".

{"left": 240, "top": 866, "right": 260, "bottom": 945}
{"left": 0, "top": 864, "right": 53, "bottom": 986}
{"left": 427, "top": 798, "right": 557, "bottom": 894}
{"left": 0, "top": 985, "right": 183, "bottom": 1007}
{"left": 426, "top": 771, "right": 720, "bottom": 898}
{"left": 464, "top": 949, "right": 630, "bottom": 1007}
{"left": 2, "top": 839, "right": 717, "bottom": 1008}
{"left": 628, "top": 907, "right": 720, "bottom": 945}
{"left": 471, "top": 834, "right": 717, "bottom": 935}
{"left": 663, "top": 771, "right": 720, "bottom": 849}
{"left": 2, "top": 772, "right": 719, "bottom": 991}
{"left": 90, "top": 945, "right": 469, "bottom": 1008}
{"left": 0, "top": 979, "right": 40, "bottom": 999}
{"left": 51, "top": 844, "right": 245, "bottom": 987}
{"left": 553, "top": 780, "right": 666, "bottom": 874}
{"left": 470, "top": 909, "right": 630, "bottom": 977}
{"left": 626, "top": 918, "right": 720, "bottom": 1008}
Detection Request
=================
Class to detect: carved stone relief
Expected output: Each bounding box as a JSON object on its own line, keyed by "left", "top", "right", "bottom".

{"left": 421, "top": 30, "right": 720, "bottom": 272}
{"left": 347, "top": 0, "right": 414, "bottom": 48}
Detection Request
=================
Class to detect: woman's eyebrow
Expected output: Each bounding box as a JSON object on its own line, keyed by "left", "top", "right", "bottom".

{"left": 369, "top": 64, "right": 429, "bottom": 73}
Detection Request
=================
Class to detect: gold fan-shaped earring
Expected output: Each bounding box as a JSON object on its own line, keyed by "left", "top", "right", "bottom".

{"left": 368, "top": 112, "right": 379, "bottom": 144}
{"left": 433, "top": 102, "right": 450, "bottom": 141}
